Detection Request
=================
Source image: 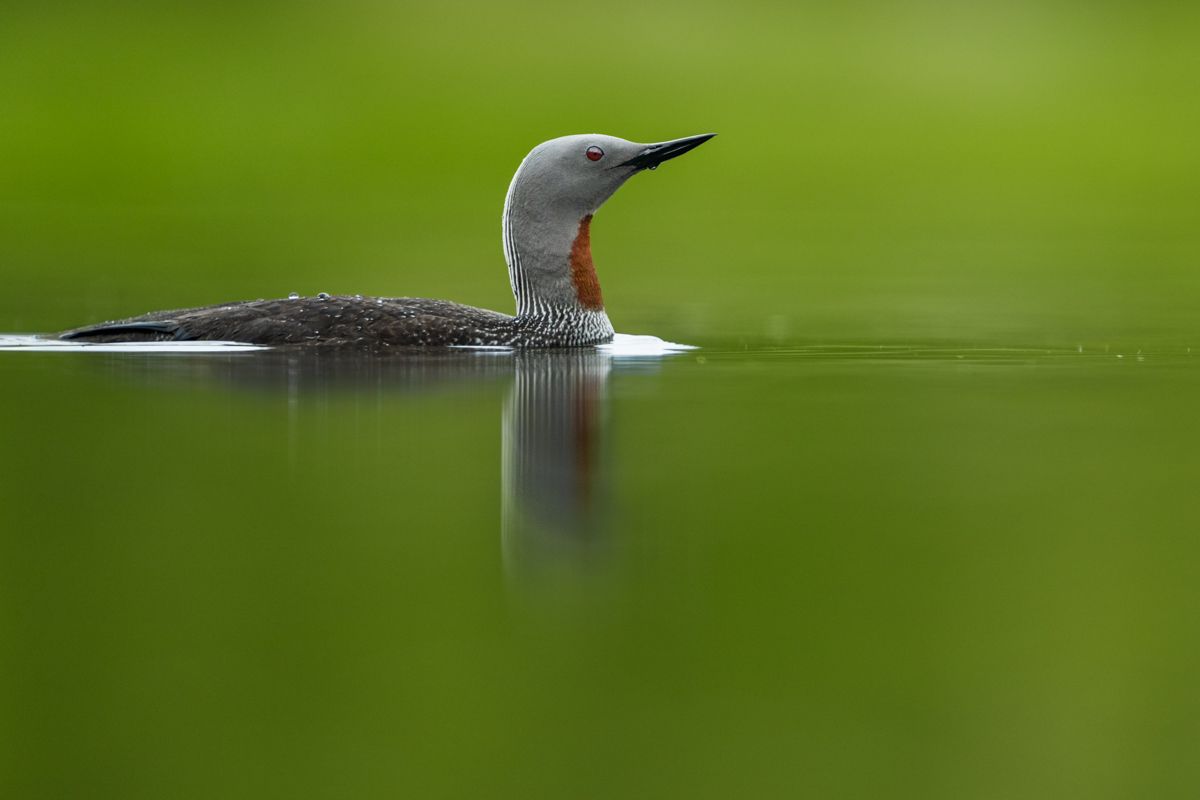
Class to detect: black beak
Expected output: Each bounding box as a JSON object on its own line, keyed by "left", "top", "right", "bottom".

{"left": 619, "top": 133, "right": 716, "bottom": 171}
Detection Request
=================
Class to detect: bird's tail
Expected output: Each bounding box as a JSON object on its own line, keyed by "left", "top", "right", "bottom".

{"left": 60, "top": 321, "right": 183, "bottom": 342}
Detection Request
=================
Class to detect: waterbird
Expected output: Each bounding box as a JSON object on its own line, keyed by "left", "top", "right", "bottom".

{"left": 62, "top": 133, "right": 715, "bottom": 348}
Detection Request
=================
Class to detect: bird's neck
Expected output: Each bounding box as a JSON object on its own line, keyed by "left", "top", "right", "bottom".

{"left": 503, "top": 187, "right": 613, "bottom": 336}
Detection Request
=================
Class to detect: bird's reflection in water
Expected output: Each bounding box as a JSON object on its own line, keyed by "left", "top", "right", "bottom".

{"left": 502, "top": 351, "right": 612, "bottom": 577}
{"left": 100, "top": 345, "right": 652, "bottom": 577}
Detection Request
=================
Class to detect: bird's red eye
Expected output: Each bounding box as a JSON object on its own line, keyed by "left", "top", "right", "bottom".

{"left": 586, "top": 146, "right": 604, "bottom": 162}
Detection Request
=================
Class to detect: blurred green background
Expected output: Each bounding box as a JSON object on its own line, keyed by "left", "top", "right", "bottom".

{"left": 3, "top": 3, "right": 1200, "bottom": 799}
{"left": 2, "top": 1, "right": 1197, "bottom": 346}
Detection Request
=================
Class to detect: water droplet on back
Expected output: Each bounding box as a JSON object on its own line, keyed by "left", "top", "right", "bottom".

{"left": 288, "top": 292, "right": 300, "bottom": 300}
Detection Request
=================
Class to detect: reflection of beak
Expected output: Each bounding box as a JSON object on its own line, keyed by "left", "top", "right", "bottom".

{"left": 618, "top": 133, "right": 717, "bottom": 171}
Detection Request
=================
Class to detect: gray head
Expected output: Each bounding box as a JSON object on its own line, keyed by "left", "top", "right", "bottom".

{"left": 508, "top": 133, "right": 715, "bottom": 218}
{"left": 502, "top": 133, "right": 715, "bottom": 332}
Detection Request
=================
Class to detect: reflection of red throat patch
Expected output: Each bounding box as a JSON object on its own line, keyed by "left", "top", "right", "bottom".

{"left": 569, "top": 215, "right": 604, "bottom": 310}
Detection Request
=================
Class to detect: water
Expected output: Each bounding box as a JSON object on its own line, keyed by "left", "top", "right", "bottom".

{"left": 3, "top": 337, "right": 1198, "bottom": 797}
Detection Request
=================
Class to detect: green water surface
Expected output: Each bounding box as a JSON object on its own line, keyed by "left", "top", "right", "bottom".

{"left": 2, "top": 344, "right": 1199, "bottom": 798}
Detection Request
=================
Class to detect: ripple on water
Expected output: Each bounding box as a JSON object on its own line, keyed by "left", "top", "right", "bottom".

{"left": 0, "top": 335, "right": 268, "bottom": 353}
{"left": 0, "top": 332, "right": 694, "bottom": 357}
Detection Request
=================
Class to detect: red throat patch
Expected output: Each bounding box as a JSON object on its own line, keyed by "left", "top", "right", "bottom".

{"left": 569, "top": 215, "right": 604, "bottom": 310}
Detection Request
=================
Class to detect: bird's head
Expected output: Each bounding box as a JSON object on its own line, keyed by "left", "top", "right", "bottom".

{"left": 512, "top": 132, "right": 716, "bottom": 216}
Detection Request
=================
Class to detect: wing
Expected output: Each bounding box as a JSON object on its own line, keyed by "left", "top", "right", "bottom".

{"left": 61, "top": 296, "right": 517, "bottom": 347}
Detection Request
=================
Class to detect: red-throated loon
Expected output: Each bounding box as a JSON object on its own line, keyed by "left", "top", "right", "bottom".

{"left": 61, "top": 133, "right": 715, "bottom": 348}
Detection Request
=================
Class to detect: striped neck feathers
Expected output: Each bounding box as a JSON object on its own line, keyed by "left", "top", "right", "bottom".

{"left": 503, "top": 188, "right": 608, "bottom": 321}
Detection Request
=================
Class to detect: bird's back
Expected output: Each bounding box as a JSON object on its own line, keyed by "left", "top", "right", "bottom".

{"left": 62, "top": 295, "right": 518, "bottom": 348}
